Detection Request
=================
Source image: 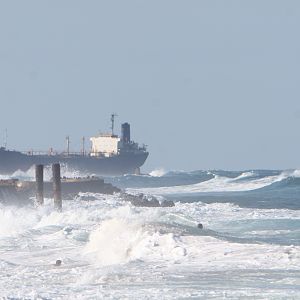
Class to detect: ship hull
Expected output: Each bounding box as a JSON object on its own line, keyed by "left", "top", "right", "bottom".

{"left": 0, "top": 148, "right": 149, "bottom": 176}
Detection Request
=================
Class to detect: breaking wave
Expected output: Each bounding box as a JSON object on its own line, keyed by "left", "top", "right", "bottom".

{"left": 149, "top": 168, "right": 167, "bottom": 177}
{"left": 0, "top": 164, "right": 90, "bottom": 181}
{"left": 128, "top": 170, "right": 299, "bottom": 195}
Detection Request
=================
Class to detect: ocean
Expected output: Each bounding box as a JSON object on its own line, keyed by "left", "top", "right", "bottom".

{"left": 0, "top": 168, "right": 299, "bottom": 299}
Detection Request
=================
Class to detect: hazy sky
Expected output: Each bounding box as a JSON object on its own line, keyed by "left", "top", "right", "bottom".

{"left": 0, "top": 1, "right": 300, "bottom": 172}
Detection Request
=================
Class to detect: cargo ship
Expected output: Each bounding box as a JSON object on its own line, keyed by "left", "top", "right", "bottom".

{"left": 0, "top": 115, "right": 149, "bottom": 175}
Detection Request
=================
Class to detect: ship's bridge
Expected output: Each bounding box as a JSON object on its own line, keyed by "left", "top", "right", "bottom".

{"left": 90, "top": 134, "right": 121, "bottom": 157}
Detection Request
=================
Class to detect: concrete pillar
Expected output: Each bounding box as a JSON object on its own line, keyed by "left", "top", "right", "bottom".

{"left": 52, "top": 163, "right": 62, "bottom": 211}
{"left": 35, "top": 164, "right": 44, "bottom": 205}
{"left": 134, "top": 167, "right": 141, "bottom": 175}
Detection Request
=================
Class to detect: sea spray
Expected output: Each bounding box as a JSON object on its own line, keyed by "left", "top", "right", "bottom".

{"left": 84, "top": 218, "right": 145, "bottom": 265}
{"left": 149, "top": 168, "right": 167, "bottom": 177}
{"left": 84, "top": 217, "right": 187, "bottom": 266}
{"left": 0, "top": 204, "right": 40, "bottom": 237}
{"left": 4, "top": 163, "right": 91, "bottom": 182}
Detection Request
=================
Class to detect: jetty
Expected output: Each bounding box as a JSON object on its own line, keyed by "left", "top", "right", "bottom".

{"left": 0, "top": 164, "right": 174, "bottom": 208}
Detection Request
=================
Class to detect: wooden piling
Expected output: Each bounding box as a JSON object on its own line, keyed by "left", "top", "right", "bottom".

{"left": 35, "top": 164, "right": 44, "bottom": 205}
{"left": 52, "top": 163, "right": 62, "bottom": 211}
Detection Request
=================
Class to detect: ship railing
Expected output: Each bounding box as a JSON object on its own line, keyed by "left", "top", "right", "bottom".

{"left": 20, "top": 148, "right": 148, "bottom": 157}
{"left": 139, "top": 144, "right": 148, "bottom": 151}
{"left": 21, "top": 150, "right": 55, "bottom": 156}
{"left": 21, "top": 150, "right": 89, "bottom": 156}
{"left": 21, "top": 150, "right": 120, "bottom": 157}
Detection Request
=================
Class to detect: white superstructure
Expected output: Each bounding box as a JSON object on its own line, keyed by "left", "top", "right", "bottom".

{"left": 90, "top": 134, "right": 121, "bottom": 157}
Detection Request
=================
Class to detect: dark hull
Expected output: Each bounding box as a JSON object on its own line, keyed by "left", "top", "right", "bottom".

{"left": 0, "top": 148, "right": 149, "bottom": 175}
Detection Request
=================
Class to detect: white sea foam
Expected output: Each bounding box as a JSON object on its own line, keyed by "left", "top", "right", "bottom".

{"left": 84, "top": 217, "right": 189, "bottom": 266}
{"left": 0, "top": 163, "right": 91, "bottom": 182}
{"left": 149, "top": 168, "right": 167, "bottom": 177}
{"left": 85, "top": 218, "right": 141, "bottom": 265}
{"left": 0, "top": 194, "right": 299, "bottom": 298}
{"left": 0, "top": 204, "right": 38, "bottom": 236}
{"left": 233, "top": 171, "right": 257, "bottom": 180}
{"left": 129, "top": 172, "right": 287, "bottom": 195}
{"left": 290, "top": 169, "right": 300, "bottom": 178}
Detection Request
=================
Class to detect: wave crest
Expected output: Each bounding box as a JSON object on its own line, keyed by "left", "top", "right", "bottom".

{"left": 129, "top": 171, "right": 289, "bottom": 195}
{"left": 149, "top": 168, "right": 167, "bottom": 177}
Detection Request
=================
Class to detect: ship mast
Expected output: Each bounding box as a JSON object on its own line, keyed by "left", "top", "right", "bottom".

{"left": 82, "top": 136, "right": 85, "bottom": 156}
{"left": 111, "top": 113, "right": 118, "bottom": 135}
{"left": 66, "top": 136, "right": 70, "bottom": 156}
{"left": 4, "top": 128, "right": 7, "bottom": 149}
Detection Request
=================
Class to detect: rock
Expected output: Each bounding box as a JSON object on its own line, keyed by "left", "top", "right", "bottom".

{"left": 197, "top": 223, "right": 203, "bottom": 229}
{"left": 147, "top": 198, "right": 160, "bottom": 207}
{"left": 121, "top": 192, "right": 173, "bottom": 208}
{"left": 160, "top": 200, "right": 175, "bottom": 207}
{"left": 55, "top": 260, "right": 62, "bottom": 266}
{"left": 75, "top": 194, "right": 98, "bottom": 201}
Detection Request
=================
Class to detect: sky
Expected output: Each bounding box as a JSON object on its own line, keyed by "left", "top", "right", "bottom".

{"left": 0, "top": 1, "right": 300, "bottom": 172}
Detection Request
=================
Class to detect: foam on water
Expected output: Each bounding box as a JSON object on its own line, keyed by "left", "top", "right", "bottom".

{"left": 289, "top": 169, "right": 300, "bottom": 178}
{"left": 1, "top": 168, "right": 300, "bottom": 298}
{"left": 0, "top": 204, "right": 39, "bottom": 236}
{"left": 149, "top": 168, "right": 167, "bottom": 177}
{"left": 84, "top": 218, "right": 144, "bottom": 265}
{"left": 130, "top": 171, "right": 288, "bottom": 195}
{"left": 0, "top": 163, "right": 91, "bottom": 181}
{"left": 233, "top": 170, "right": 257, "bottom": 180}
{"left": 0, "top": 192, "right": 299, "bottom": 299}
{"left": 84, "top": 217, "right": 190, "bottom": 267}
